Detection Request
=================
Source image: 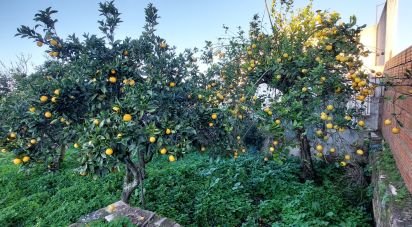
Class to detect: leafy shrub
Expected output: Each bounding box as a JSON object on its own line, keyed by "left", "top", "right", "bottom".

{"left": 137, "top": 154, "right": 372, "bottom": 226}
{"left": 0, "top": 151, "right": 122, "bottom": 226}
{"left": 0, "top": 149, "right": 371, "bottom": 226}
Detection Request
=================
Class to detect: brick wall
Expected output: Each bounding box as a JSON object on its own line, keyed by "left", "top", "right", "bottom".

{"left": 381, "top": 46, "right": 412, "bottom": 192}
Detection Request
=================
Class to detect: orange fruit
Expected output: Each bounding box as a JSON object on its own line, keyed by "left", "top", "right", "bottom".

{"left": 358, "top": 120, "right": 365, "bottom": 127}
{"left": 123, "top": 114, "right": 132, "bottom": 122}
{"left": 326, "top": 105, "right": 334, "bottom": 111}
{"left": 384, "top": 119, "right": 391, "bottom": 125}
{"left": 105, "top": 148, "right": 113, "bottom": 155}
{"left": 269, "top": 147, "right": 275, "bottom": 152}
{"left": 50, "top": 39, "right": 58, "bottom": 46}
{"left": 392, "top": 127, "right": 400, "bottom": 134}
{"left": 109, "top": 77, "right": 117, "bottom": 83}
{"left": 168, "top": 155, "right": 176, "bottom": 162}
{"left": 356, "top": 149, "right": 364, "bottom": 155}
{"left": 44, "top": 111, "right": 52, "bottom": 118}
{"left": 40, "top": 96, "right": 48, "bottom": 103}
{"left": 13, "top": 158, "right": 22, "bottom": 165}
{"left": 9, "top": 132, "right": 17, "bottom": 139}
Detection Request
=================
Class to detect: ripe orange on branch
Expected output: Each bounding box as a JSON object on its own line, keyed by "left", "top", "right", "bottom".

{"left": 54, "top": 89, "right": 60, "bottom": 96}
{"left": 105, "top": 148, "right": 114, "bottom": 155}
{"left": 392, "top": 127, "right": 400, "bottom": 134}
{"left": 358, "top": 120, "right": 365, "bottom": 127}
{"left": 40, "top": 96, "right": 48, "bottom": 103}
{"left": 50, "top": 39, "right": 58, "bottom": 46}
{"left": 384, "top": 119, "right": 391, "bottom": 125}
{"left": 168, "top": 155, "right": 176, "bottom": 162}
{"left": 13, "top": 158, "right": 22, "bottom": 165}
{"left": 149, "top": 136, "right": 156, "bottom": 143}
{"left": 109, "top": 77, "right": 117, "bottom": 83}
{"left": 9, "top": 132, "right": 17, "bottom": 139}
{"left": 123, "top": 114, "right": 132, "bottom": 122}
{"left": 22, "top": 156, "right": 30, "bottom": 162}
{"left": 44, "top": 111, "right": 52, "bottom": 118}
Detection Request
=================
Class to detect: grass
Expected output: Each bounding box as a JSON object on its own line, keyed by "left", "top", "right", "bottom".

{"left": 0, "top": 151, "right": 122, "bottom": 226}
{"left": 375, "top": 142, "right": 409, "bottom": 204}
{"left": 0, "top": 150, "right": 372, "bottom": 226}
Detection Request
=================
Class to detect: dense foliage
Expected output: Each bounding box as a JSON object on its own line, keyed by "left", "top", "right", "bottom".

{"left": 203, "top": 1, "right": 375, "bottom": 179}
{"left": 0, "top": 151, "right": 371, "bottom": 226}
{"left": 1, "top": 2, "right": 237, "bottom": 204}
{"left": 0, "top": 1, "right": 381, "bottom": 224}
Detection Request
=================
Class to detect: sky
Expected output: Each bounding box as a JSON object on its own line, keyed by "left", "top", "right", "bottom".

{"left": 0, "top": 0, "right": 411, "bottom": 73}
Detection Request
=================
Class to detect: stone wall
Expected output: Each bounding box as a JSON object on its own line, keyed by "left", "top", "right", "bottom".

{"left": 371, "top": 140, "right": 412, "bottom": 227}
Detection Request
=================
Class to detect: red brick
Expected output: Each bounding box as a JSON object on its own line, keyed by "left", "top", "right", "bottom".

{"left": 382, "top": 46, "right": 412, "bottom": 193}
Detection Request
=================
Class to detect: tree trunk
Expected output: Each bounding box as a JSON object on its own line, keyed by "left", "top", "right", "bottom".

{"left": 121, "top": 148, "right": 148, "bottom": 206}
{"left": 48, "top": 145, "right": 65, "bottom": 171}
{"left": 121, "top": 159, "right": 141, "bottom": 204}
{"left": 299, "top": 133, "right": 316, "bottom": 180}
{"left": 138, "top": 149, "right": 146, "bottom": 208}
{"left": 261, "top": 135, "right": 273, "bottom": 153}
{"left": 57, "top": 145, "right": 66, "bottom": 167}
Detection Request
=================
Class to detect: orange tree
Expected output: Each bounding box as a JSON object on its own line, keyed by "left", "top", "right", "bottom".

{"left": 1, "top": 2, "right": 212, "bottom": 205}
{"left": 0, "top": 63, "right": 75, "bottom": 170}
{"left": 189, "top": 40, "right": 255, "bottom": 159}
{"left": 212, "top": 1, "right": 373, "bottom": 179}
